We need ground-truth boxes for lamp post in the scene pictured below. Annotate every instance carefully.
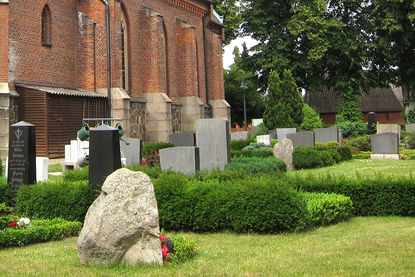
[240,79,248,131]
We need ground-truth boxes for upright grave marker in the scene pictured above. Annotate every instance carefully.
[8,121,36,193]
[89,125,121,190]
[196,118,230,171]
[286,131,315,147]
[371,132,399,160]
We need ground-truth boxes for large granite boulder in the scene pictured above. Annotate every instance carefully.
[273,138,294,171]
[78,168,162,266]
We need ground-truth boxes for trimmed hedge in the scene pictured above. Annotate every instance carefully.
[154,172,309,233]
[0,177,13,206]
[169,236,197,264]
[0,218,82,248]
[63,166,89,182]
[16,181,97,222]
[230,149,274,158]
[225,156,287,174]
[302,192,353,227]
[288,175,415,216]
[230,139,252,151]
[292,145,352,169]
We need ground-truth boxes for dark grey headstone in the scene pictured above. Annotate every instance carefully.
[314,126,340,144]
[368,112,377,134]
[168,132,195,147]
[406,124,415,132]
[277,128,297,140]
[196,118,230,171]
[231,131,249,141]
[371,133,399,154]
[120,138,142,166]
[269,130,278,140]
[160,146,200,175]
[8,121,36,193]
[89,125,121,190]
[286,131,315,147]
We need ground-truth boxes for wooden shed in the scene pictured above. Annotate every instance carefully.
[16,83,107,158]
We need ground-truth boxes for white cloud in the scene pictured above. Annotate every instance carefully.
[222,36,258,69]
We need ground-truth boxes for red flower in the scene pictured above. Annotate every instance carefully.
[160,233,166,242]
[7,222,18,227]
[162,244,169,259]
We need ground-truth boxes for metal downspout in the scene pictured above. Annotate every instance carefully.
[202,10,210,116]
[101,0,112,118]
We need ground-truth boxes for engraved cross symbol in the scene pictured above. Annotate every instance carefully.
[15,128,23,140]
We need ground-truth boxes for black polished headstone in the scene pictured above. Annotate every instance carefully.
[89,124,121,190]
[8,121,36,193]
[368,112,377,135]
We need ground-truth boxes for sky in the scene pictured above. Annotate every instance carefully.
[222,35,258,70]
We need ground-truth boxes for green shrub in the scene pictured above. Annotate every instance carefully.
[336,120,367,138]
[0,218,82,248]
[407,108,415,123]
[352,152,371,159]
[169,236,197,264]
[142,142,173,155]
[300,103,323,131]
[242,142,271,151]
[289,175,415,216]
[0,177,13,206]
[318,150,335,166]
[0,203,19,230]
[337,146,352,161]
[302,192,353,227]
[404,132,415,149]
[154,172,309,233]
[63,166,89,182]
[225,156,287,174]
[230,139,252,151]
[142,142,173,167]
[292,147,323,169]
[344,135,371,151]
[16,181,97,222]
[231,149,274,158]
[126,165,162,179]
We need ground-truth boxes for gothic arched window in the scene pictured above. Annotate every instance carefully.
[41,5,52,46]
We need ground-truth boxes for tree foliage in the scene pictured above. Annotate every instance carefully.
[263,70,303,129]
[300,104,323,131]
[224,46,264,126]
[212,0,243,45]
[368,0,415,119]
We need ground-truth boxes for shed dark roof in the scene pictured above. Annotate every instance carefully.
[15,83,107,98]
[304,87,403,114]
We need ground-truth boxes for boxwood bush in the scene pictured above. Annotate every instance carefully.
[0,218,82,248]
[225,156,287,174]
[293,145,352,169]
[292,147,323,169]
[302,192,353,227]
[0,177,13,206]
[16,181,97,222]
[154,172,309,233]
[289,175,415,216]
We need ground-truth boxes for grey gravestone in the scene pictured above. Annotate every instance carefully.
[231,131,249,141]
[406,124,415,132]
[89,125,121,190]
[8,121,36,193]
[269,130,278,140]
[368,112,377,134]
[286,131,315,147]
[314,126,340,144]
[168,132,195,147]
[160,146,200,175]
[120,138,142,166]
[250,125,258,135]
[196,118,230,171]
[277,128,297,140]
[377,124,401,141]
[371,133,399,154]
[256,135,271,145]
[273,138,293,171]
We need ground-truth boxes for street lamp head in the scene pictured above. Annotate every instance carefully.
[240,79,248,90]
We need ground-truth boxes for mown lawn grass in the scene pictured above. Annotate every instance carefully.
[288,159,415,179]
[1,217,415,276]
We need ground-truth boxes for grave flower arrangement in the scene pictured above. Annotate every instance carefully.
[7,218,31,229]
[160,232,173,261]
